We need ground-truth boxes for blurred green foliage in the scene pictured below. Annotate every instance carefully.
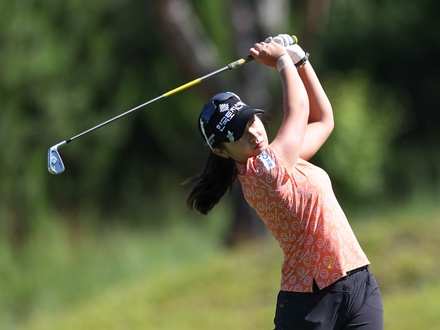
[1,0,439,240]
[1,0,202,238]
[318,70,405,202]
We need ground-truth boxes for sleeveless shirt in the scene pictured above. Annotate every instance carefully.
[236,146,369,292]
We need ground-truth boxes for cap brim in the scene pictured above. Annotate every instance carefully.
[223,107,264,142]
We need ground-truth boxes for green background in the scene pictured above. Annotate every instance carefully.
[1,0,439,329]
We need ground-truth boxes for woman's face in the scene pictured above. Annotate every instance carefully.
[214,115,268,163]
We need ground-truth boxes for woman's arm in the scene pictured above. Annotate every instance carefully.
[297,61,334,160]
[272,36,334,161]
[250,41,309,172]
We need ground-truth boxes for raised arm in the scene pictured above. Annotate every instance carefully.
[269,35,334,160]
[297,61,334,160]
[250,40,309,172]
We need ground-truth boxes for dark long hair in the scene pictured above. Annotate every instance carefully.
[185,151,237,215]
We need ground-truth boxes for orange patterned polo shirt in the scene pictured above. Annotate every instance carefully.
[236,146,369,292]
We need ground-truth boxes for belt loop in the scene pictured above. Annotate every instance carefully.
[346,265,369,276]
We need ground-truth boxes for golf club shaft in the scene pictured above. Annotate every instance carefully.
[48,33,299,174]
[62,55,254,145]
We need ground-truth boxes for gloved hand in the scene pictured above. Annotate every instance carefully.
[265,34,295,47]
[266,33,307,65]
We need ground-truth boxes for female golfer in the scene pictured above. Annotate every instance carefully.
[186,35,383,329]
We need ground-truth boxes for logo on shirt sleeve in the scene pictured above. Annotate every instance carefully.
[257,150,276,170]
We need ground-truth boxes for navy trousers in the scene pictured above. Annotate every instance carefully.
[273,267,383,330]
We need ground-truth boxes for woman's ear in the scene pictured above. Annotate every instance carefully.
[212,148,229,159]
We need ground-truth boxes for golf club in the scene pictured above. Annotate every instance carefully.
[48,35,298,174]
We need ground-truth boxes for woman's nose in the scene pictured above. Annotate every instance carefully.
[248,128,258,142]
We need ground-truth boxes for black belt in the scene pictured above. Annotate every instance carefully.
[346,265,369,276]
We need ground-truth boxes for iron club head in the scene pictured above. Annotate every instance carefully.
[48,141,67,174]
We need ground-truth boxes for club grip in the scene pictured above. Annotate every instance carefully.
[228,55,254,70]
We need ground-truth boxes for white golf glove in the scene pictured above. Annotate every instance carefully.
[266,33,307,66]
[265,34,295,47]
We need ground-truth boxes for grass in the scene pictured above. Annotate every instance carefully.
[22,241,281,330]
[2,201,440,330]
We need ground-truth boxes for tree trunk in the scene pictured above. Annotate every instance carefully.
[154,0,333,246]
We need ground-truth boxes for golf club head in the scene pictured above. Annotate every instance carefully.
[48,142,66,174]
